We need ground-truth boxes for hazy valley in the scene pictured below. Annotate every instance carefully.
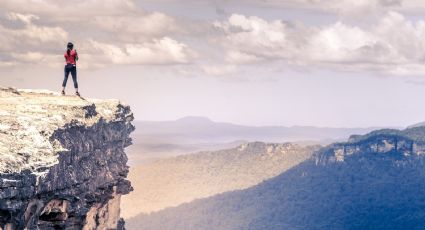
[122,142,319,218]
[127,126,425,230]
[121,117,390,228]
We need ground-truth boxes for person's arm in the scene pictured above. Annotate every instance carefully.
[75,50,79,61]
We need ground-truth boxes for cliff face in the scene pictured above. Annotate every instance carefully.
[316,127,425,165]
[0,87,134,230]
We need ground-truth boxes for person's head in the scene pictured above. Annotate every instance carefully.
[67,42,73,55]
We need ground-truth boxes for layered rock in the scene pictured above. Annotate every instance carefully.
[316,127,425,164]
[0,87,134,229]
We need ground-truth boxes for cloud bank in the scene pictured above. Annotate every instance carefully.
[0,0,193,69]
[1,0,425,76]
[214,11,425,76]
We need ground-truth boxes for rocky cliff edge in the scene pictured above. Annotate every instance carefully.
[0,87,134,230]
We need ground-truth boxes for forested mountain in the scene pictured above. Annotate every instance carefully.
[122,142,318,218]
[127,127,425,230]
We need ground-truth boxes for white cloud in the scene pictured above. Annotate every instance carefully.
[2,0,425,76]
[10,52,63,68]
[277,0,402,15]
[90,37,194,65]
[214,14,297,60]
[214,12,425,76]
[0,13,68,51]
[0,0,136,17]
[88,12,180,42]
[301,12,420,67]
[10,52,44,63]
[6,12,39,23]
[0,0,179,41]
[373,11,425,61]
[306,22,382,63]
[137,0,404,15]
[0,1,194,69]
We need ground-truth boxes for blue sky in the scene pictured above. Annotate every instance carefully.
[1,0,425,127]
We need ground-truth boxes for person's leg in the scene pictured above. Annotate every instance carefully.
[71,66,79,94]
[62,65,70,93]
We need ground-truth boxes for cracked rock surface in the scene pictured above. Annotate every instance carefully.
[0,87,134,230]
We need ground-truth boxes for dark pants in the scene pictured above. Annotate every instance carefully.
[63,64,78,88]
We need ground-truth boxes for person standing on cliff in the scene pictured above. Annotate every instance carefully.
[62,42,80,96]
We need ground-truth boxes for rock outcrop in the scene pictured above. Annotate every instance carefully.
[0,87,134,229]
[316,127,425,165]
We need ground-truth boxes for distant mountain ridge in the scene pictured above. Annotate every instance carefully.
[134,116,381,143]
[127,126,425,230]
[127,116,382,164]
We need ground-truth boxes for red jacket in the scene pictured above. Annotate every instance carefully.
[64,49,78,65]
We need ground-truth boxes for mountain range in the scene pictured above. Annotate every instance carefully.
[134,116,382,143]
[126,126,425,230]
[127,116,382,164]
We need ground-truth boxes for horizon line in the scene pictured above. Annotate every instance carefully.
[133,116,406,130]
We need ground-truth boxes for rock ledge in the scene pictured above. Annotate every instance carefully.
[0,87,134,230]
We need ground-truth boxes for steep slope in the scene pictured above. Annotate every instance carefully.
[127,127,425,230]
[0,87,134,229]
[121,142,319,218]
